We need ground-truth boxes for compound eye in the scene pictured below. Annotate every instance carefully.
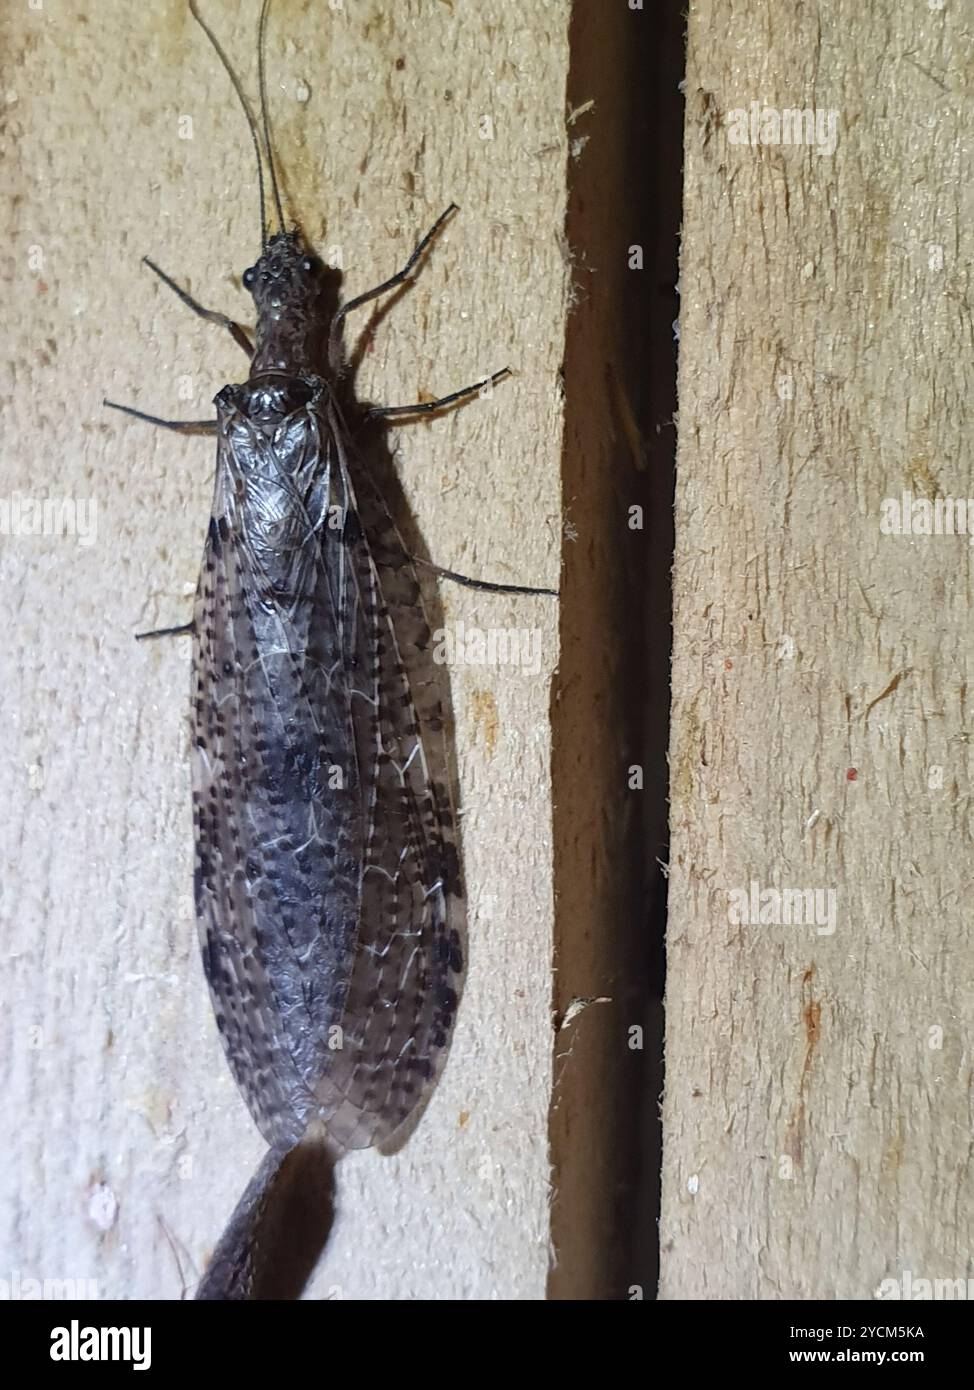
[242,265,256,289]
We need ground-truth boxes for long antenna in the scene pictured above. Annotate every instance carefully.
[188,0,269,247]
[258,0,287,233]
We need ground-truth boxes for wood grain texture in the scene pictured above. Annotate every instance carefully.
[1,0,567,1299]
[662,0,974,1299]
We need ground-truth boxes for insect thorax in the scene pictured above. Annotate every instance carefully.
[244,231,329,375]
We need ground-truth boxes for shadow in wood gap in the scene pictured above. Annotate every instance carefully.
[547,0,682,1300]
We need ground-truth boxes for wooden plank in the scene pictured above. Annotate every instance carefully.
[662,0,974,1298]
[1,0,567,1299]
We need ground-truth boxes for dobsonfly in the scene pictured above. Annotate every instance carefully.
[105,0,555,1299]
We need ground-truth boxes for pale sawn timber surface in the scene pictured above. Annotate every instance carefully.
[1,0,567,1299]
[662,0,974,1298]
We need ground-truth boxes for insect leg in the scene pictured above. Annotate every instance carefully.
[413,558,558,598]
[378,548,557,596]
[328,204,459,373]
[103,400,218,433]
[367,369,511,421]
[135,621,195,641]
[143,257,254,356]
[368,367,552,591]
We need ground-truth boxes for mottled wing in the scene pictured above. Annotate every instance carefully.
[192,381,464,1155]
[317,419,465,1149]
